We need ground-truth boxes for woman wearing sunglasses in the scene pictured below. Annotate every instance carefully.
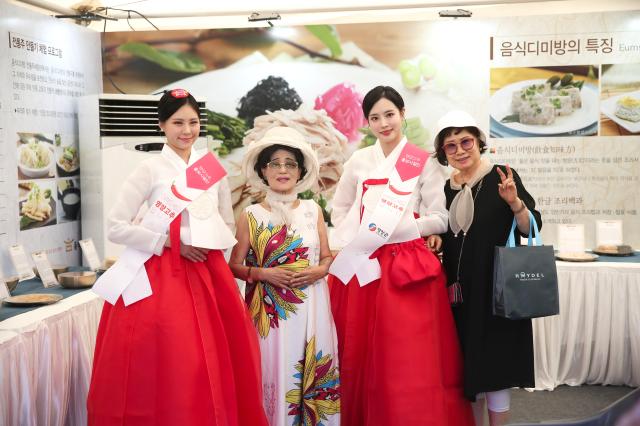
[87,90,267,426]
[229,126,340,426]
[428,110,542,426]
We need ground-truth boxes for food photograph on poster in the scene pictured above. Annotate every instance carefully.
[600,62,640,135]
[18,180,57,231]
[55,135,80,177]
[16,132,56,180]
[56,178,80,222]
[489,65,599,137]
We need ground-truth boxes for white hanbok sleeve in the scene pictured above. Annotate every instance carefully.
[217,176,236,235]
[107,161,168,255]
[330,156,359,228]
[415,158,449,236]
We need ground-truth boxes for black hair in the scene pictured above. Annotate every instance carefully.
[255,144,307,184]
[362,86,405,118]
[158,90,200,122]
[434,126,487,166]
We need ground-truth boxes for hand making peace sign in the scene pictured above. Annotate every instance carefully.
[496,164,518,205]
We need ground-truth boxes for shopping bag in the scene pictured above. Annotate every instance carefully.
[493,210,559,320]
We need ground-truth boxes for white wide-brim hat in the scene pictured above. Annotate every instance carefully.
[433,110,487,148]
[241,126,320,193]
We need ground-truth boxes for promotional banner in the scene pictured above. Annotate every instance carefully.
[0,0,102,277]
[100,10,639,248]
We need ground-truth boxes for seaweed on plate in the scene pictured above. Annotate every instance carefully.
[237,76,303,127]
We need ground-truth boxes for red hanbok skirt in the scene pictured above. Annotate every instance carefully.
[329,238,474,426]
[87,217,268,426]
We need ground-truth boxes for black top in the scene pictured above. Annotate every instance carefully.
[442,165,542,400]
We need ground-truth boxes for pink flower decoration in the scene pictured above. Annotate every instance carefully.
[314,83,367,143]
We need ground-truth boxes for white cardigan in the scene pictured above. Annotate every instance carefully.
[330,138,448,249]
[107,144,236,255]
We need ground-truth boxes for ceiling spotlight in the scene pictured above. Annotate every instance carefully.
[438,9,472,18]
[55,11,118,26]
[248,12,281,22]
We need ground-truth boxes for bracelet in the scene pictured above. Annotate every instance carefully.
[512,199,527,214]
[247,266,253,283]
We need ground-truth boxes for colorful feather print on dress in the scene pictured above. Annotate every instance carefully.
[286,336,341,426]
[246,211,310,338]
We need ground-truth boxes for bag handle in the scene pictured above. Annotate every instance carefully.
[507,209,541,247]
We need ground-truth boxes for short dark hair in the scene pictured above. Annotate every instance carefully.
[435,126,487,166]
[362,86,405,118]
[255,144,307,184]
[158,90,200,122]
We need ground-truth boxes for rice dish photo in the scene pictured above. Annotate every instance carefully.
[490,67,599,137]
[505,75,584,125]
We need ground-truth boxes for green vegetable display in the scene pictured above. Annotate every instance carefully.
[546,73,584,90]
[204,109,248,156]
[63,146,77,161]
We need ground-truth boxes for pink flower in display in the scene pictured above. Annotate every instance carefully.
[314,83,367,143]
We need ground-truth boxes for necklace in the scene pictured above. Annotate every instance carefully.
[449,178,483,306]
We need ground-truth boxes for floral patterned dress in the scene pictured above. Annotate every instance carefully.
[244,200,340,426]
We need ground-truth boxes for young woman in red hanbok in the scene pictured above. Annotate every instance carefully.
[328,86,474,426]
[87,90,268,426]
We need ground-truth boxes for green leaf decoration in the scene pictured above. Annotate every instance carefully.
[404,117,429,148]
[500,113,520,123]
[358,127,377,148]
[305,25,343,58]
[204,109,248,157]
[118,42,206,73]
[298,190,315,200]
[20,215,37,229]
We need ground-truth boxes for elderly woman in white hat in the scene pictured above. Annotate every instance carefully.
[429,110,542,426]
[229,126,340,426]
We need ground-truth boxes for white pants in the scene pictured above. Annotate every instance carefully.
[477,389,511,413]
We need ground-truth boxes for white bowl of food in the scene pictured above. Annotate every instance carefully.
[18,142,53,178]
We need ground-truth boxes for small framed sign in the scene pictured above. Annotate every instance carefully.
[557,224,585,253]
[79,238,102,271]
[9,245,36,281]
[595,220,623,247]
[32,251,59,288]
[0,279,10,300]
